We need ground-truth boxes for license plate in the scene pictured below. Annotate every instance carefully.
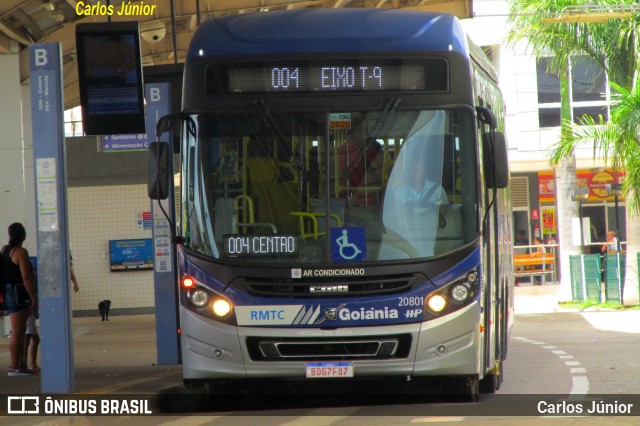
[306,362,354,378]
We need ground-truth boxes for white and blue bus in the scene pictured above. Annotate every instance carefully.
[149,8,513,399]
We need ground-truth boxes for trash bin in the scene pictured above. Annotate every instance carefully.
[569,254,601,301]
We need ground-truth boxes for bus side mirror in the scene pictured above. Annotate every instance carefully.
[148,141,170,200]
[148,113,185,200]
[483,132,509,189]
[476,106,497,129]
[156,113,180,137]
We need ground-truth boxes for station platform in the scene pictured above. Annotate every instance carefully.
[0,286,561,397]
[0,314,183,396]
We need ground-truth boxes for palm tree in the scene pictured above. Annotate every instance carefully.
[547,9,640,305]
[506,0,584,302]
[550,83,640,305]
[508,0,640,305]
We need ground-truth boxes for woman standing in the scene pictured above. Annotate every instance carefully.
[1,223,37,376]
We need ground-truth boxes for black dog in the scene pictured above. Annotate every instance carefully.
[98,300,111,321]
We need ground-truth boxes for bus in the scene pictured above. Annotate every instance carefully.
[148,8,513,399]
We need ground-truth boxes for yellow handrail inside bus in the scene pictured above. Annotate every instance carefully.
[233,195,278,234]
[290,212,342,239]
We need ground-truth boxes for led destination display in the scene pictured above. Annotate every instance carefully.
[207,58,449,94]
[223,234,299,257]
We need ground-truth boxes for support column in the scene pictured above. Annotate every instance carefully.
[555,157,582,302]
[30,43,74,393]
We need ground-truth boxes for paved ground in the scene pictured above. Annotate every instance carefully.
[514,281,562,314]
[0,314,182,396]
[0,282,563,397]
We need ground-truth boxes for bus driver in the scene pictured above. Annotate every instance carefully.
[391,156,448,206]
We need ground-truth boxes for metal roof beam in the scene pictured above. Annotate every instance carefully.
[333,0,353,8]
[0,1,34,20]
[0,21,31,46]
[403,0,472,20]
[10,8,41,41]
[0,32,13,53]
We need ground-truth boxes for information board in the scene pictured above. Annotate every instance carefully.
[109,238,153,271]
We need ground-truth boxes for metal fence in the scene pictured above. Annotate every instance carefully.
[568,253,624,303]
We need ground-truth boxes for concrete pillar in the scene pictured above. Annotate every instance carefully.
[555,157,582,302]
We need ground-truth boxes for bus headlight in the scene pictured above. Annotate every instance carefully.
[450,283,471,304]
[189,288,209,308]
[180,275,236,324]
[212,298,233,318]
[422,270,479,320]
[427,294,447,313]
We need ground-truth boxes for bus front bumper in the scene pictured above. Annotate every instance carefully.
[180,302,481,381]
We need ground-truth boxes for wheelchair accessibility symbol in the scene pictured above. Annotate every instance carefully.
[331,227,366,262]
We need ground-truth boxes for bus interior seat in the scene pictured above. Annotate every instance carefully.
[246,157,299,233]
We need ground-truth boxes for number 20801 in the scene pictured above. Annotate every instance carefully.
[398,296,424,307]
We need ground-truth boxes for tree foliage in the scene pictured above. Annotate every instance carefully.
[508,0,640,212]
[549,83,640,212]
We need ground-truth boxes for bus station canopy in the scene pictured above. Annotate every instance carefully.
[0,0,472,110]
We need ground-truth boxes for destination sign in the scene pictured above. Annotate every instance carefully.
[206,58,449,94]
[223,234,299,257]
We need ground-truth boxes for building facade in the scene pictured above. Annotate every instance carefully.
[462,1,626,260]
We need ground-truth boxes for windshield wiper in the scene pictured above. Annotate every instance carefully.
[253,99,291,145]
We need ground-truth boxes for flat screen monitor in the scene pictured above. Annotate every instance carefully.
[109,239,153,272]
[76,22,145,135]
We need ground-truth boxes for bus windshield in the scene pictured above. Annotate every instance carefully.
[183,108,478,263]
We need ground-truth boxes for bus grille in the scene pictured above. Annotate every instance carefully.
[241,274,416,298]
[246,334,412,361]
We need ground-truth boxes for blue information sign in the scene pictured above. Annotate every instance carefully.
[102,83,171,151]
[109,239,154,271]
[103,133,148,151]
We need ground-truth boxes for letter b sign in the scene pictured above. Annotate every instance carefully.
[35,49,48,66]
[150,87,161,102]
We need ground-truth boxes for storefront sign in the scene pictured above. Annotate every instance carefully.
[542,209,556,234]
[538,169,626,203]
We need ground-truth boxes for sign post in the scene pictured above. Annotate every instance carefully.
[148,83,180,364]
[30,43,74,392]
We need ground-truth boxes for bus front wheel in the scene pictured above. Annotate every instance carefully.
[480,361,503,393]
[446,376,479,402]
